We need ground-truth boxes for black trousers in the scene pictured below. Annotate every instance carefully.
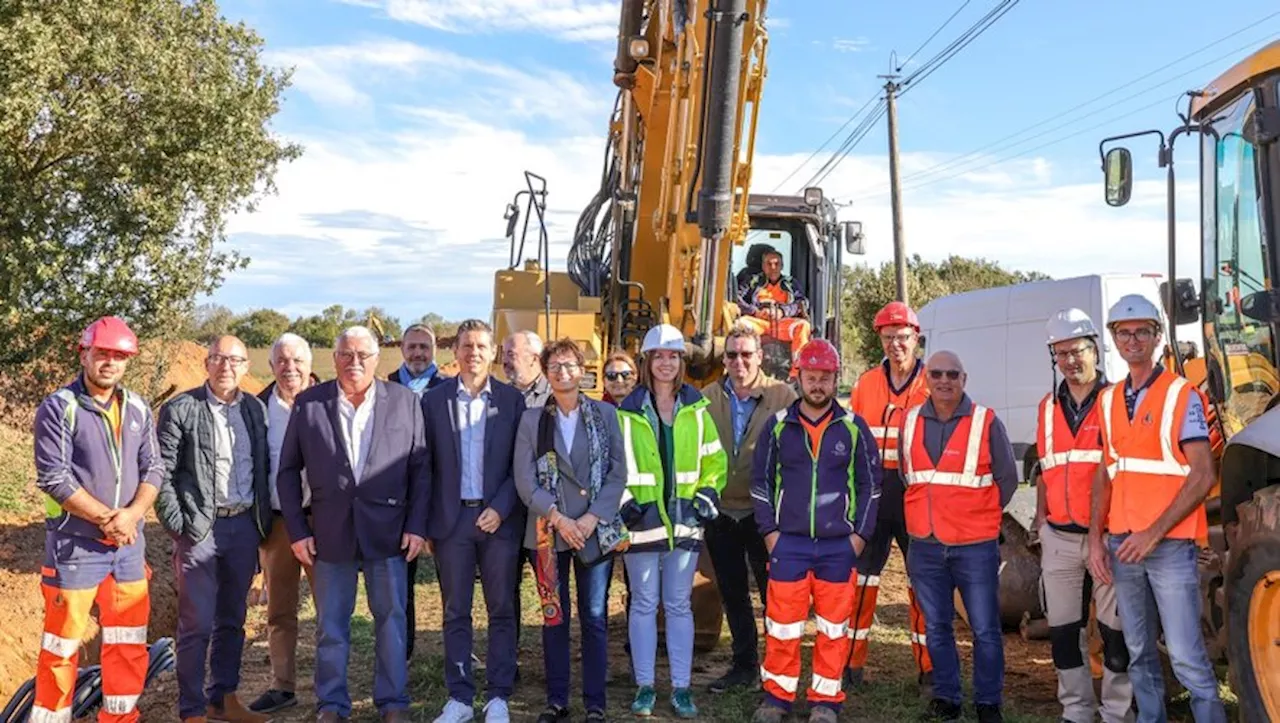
[704,511,770,669]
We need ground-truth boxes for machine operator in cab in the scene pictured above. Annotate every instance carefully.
[734,246,812,370]
[843,301,933,692]
[1035,309,1133,723]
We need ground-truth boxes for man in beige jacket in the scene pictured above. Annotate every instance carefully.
[701,326,798,693]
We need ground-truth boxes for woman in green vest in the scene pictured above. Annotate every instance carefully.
[616,324,728,718]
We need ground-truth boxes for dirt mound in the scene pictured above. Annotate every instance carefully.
[142,340,265,406]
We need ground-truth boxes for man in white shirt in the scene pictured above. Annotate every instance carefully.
[249,333,318,714]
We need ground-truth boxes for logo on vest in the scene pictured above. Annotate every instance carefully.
[834,441,847,455]
[129,420,140,433]
[1141,411,1154,426]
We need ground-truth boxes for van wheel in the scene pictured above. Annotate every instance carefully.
[1225,485,1280,722]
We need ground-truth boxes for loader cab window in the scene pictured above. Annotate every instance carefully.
[1201,88,1277,433]
[731,229,796,292]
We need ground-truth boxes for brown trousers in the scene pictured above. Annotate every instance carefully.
[259,514,314,692]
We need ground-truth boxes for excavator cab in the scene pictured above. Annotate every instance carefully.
[1099,39,1280,720]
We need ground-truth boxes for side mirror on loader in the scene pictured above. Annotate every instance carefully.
[842,221,865,256]
[1160,278,1200,325]
[1103,147,1133,207]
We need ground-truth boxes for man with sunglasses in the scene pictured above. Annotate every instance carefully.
[700,326,797,693]
[900,351,1018,723]
[1087,295,1225,723]
[844,301,933,692]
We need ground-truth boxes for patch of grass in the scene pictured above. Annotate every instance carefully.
[0,426,38,516]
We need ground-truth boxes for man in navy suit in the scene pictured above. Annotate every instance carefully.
[423,319,526,723]
[277,325,429,723]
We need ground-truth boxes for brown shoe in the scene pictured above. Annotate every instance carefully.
[208,693,272,723]
[381,710,412,722]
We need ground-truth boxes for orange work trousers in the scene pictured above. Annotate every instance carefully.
[737,316,812,360]
[35,532,150,723]
[760,535,856,714]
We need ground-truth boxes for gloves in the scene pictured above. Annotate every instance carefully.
[619,499,645,527]
[691,487,720,523]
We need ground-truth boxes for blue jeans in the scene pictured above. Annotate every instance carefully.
[1107,536,1226,723]
[173,513,259,718]
[624,548,698,688]
[907,539,1003,706]
[543,551,613,710]
[312,555,410,717]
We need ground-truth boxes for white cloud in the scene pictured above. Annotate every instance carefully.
[342,0,620,42]
[832,37,872,53]
[266,38,609,125]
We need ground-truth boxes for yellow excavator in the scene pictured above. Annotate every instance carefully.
[489,0,865,651]
[1101,39,1280,721]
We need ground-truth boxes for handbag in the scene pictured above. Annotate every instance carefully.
[575,517,630,567]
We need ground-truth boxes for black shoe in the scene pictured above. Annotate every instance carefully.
[976,704,1003,723]
[248,689,297,713]
[585,708,607,722]
[708,665,758,693]
[919,698,961,722]
[536,704,569,723]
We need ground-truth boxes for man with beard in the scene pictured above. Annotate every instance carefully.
[750,339,880,723]
[901,351,1018,723]
[1035,309,1133,723]
[386,322,447,664]
[845,301,932,691]
[32,316,161,723]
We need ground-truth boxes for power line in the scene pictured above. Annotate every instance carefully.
[885,15,1280,188]
[896,0,973,73]
[898,0,1022,95]
[802,102,889,190]
[769,92,879,192]
[847,29,1278,200]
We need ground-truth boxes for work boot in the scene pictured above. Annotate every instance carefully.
[919,699,961,722]
[208,693,271,723]
[975,704,1003,723]
[917,671,934,699]
[248,689,297,714]
[708,664,759,693]
[750,703,786,723]
[808,707,838,723]
[843,667,865,689]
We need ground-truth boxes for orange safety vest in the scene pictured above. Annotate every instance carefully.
[754,281,793,306]
[849,363,929,469]
[1036,391,1103,528]
[1099,370,1207,540]
[901,404,1002,545]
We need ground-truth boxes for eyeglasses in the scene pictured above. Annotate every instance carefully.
[335,350,378,363]
[928,369,962,380]
[724,350,758,360]
[208,354,247,367]
[547,362,581,375]
[880,333,915,345]
[1053,346,1092,361]
[604,370,633,381]
[1113,328,1155,343]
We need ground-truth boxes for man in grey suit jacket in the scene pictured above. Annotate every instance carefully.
[513,338,626,722]
[422,319,526,723]
[277,326,429,723]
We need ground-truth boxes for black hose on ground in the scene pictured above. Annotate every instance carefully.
[0,637,177,722]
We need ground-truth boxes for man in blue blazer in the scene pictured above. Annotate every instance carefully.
[277,325,429,723]
[423,319,526,723]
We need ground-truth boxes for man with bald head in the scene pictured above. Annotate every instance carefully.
[157,335,273,723]
[898,350,1018,723]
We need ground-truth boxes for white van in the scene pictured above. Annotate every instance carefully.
[916,273,1175,482]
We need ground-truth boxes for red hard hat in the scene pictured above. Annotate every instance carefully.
[80,316,139,356]
[873,301,919,331]
[795,339,840,372]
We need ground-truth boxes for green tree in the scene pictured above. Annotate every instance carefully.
[231,308,290,348]
[0,0,300,375]
[191,303,237,343]
[361,306,402,341]
[841,254,1050,371]
[289,315,338,348]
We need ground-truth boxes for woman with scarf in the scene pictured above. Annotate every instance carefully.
[514,338,628,723]
[616,324,728,719]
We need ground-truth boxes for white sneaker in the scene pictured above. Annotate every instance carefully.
[483,698,510,723]
[433,699,474,723]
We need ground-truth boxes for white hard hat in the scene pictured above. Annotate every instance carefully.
[1107,294,1163,328]
[641,324,686,354]
[1045,308,1100,346]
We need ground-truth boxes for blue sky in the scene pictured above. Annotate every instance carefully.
[210,0,1280,325]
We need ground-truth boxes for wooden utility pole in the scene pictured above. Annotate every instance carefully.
[882,75,908,305]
